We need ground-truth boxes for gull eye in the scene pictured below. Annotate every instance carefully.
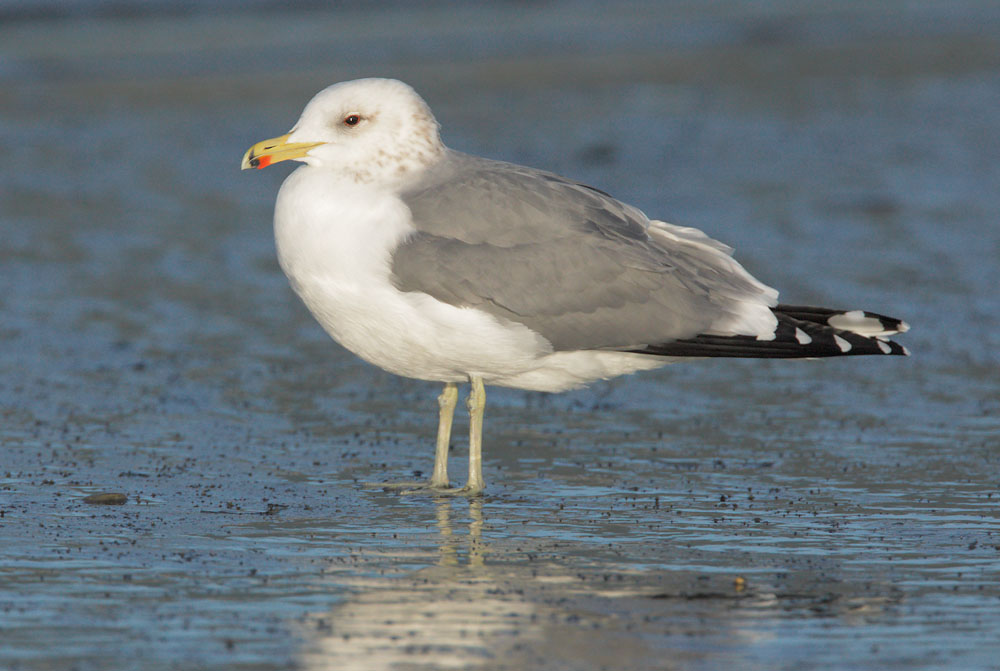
[343,114,361,127]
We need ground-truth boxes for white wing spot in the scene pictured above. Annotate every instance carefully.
[833,335,852,353]
[829,310,898,336]
[794,328,812,345]
[877,341,892,354]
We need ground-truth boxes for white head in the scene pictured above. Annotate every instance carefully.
[242,78,445,182]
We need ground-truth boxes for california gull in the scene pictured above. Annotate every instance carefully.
[242,78,908,496]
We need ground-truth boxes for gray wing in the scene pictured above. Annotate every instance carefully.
[392,151,775,351]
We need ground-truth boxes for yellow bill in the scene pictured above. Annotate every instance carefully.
[241,133,324,170]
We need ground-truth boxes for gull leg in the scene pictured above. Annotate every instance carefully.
[420,378,486,496]
[463,375,486,495]
[430,382,458,488]
[365,380,484,497]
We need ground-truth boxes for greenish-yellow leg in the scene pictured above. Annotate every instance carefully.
[364,379,484,497]
[463,375,486,495]
[430,382,458,488]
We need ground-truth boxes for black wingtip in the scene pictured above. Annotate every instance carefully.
[627,305,909,359]
[775,304,909,337]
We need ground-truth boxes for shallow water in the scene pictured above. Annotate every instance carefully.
[2,2,999,670]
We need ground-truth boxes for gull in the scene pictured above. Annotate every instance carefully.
[242,78,908,496]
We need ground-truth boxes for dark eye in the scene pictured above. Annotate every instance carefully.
[343,114,361,126]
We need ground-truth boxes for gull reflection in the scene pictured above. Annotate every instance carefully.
[436,497,485,568]
[296,498,536,670]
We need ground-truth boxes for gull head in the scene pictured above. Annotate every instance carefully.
[242,78,445,182]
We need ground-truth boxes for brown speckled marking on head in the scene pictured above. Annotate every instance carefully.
[347,103,444,184]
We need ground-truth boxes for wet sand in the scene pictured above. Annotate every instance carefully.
[1,3,999,669]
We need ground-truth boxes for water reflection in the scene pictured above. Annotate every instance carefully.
[291,492,926,670]
[297,498,535,670]
[436,497,485,569]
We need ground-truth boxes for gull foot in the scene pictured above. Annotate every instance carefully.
[422,484,484,498]
[362,481,483,497]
